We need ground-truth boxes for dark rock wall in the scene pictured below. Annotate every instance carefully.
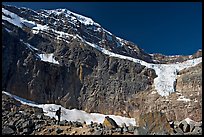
[2,25,156,116]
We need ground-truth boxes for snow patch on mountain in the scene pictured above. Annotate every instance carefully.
[2,8,36,28]
[44,8,100,26]
[2,91,136,126]
[38,53,59,65]
[2,8,24,28]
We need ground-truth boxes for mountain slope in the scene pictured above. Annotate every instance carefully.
[2,4,202,122]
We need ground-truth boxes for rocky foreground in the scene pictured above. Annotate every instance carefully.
[2,93,202,135]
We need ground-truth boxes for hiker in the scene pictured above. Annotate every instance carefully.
[56,107,61,124]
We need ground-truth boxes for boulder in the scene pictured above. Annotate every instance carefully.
[191,126,202,135]
[173,121,180,128]
[188,121,195,132]
[115,127,122,133]
[56,127,63,134]
[133,127,148,135]
[43,115,50,120]
[47,128,54,133]
[2,126,15,135]
[92,129,103,135]
[194,121,202,127]
[33,107,43,114]
[22,120,34,129]
[127,124,135,132]
[138,111,173,135]
[72,121,83,127]
[36,120,45,125]
[59,120,67,126]
[37,114,43,119]
[22,128,33,135]
[8,124,17,132]
[173,127,184,135]
[133,128,139,135]
[103,116,119,129]
[35,124,42,130]
[179,120,190,132]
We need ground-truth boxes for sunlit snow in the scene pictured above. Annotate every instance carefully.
[44,8,100,26]
[2,91,136,126]
[38,53,59,65]
[2,8,36,28]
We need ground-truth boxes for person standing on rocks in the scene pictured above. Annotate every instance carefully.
[56,107,61,124]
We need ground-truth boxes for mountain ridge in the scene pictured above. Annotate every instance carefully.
[2,4,202,127]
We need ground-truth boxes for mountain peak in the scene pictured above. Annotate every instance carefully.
[42,8,100,27]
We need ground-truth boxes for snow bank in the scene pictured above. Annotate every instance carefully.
[2,91,136,126]
[37,53,59,65]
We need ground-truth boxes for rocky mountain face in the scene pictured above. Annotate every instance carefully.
[2,3,202,128]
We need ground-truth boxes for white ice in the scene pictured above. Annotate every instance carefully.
[37,53,59,65]
[2,8,36,29]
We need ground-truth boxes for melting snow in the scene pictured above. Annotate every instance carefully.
[2,91,136,126]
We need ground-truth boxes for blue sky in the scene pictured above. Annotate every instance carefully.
[3,2,202,55]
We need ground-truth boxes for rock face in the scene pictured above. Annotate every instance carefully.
[176,62,202,93]
[151,49,202,64]
[2,4,202,125]
[2,4,157,116]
